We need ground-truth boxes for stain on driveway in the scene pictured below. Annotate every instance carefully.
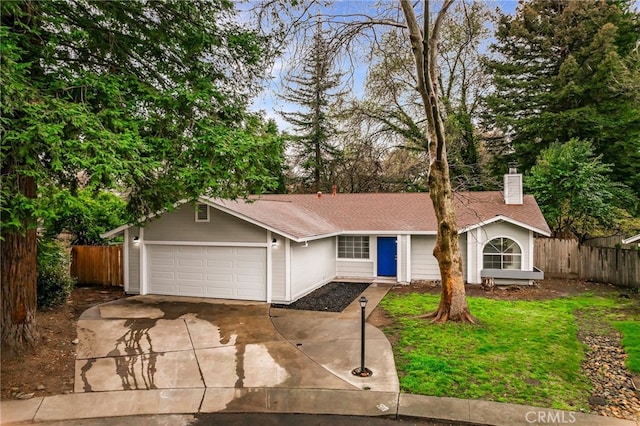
[75,296,356,393]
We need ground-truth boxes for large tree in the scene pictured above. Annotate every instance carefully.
[399,0,475,323]
[254,0,476,323]
[1,0,283,355]
[484,0,640,197]
[279,19,347,193]
[525,139,633,242]
[344,1,494,192]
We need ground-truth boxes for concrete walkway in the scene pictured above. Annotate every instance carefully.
[1,283,637,426]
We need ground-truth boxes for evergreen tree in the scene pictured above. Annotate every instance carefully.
[1,0,282,355]
[484,0,640,198]
[279,19,346,192]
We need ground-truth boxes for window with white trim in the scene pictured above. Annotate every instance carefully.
[195,203,209,222]
[338,236,369,259]
[483,237,522,270]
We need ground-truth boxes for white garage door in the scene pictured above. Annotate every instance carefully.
[147,245,266,300]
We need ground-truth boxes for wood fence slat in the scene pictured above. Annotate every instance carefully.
[70,245,123,287]
[535,238,639,289]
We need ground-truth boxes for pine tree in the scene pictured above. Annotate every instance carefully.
[279,19,347,192]
[484,0,640,197]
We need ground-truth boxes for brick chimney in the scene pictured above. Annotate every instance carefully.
[504,162,523,205]
[332,185,337,197]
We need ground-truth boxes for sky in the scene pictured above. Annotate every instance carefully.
[248,0,639,131]
[249,0,521,131]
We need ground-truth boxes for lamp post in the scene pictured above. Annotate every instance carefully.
[352,296,372,377]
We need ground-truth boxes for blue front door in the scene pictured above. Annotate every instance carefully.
[377,237,397,276]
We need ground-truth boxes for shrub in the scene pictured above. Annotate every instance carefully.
[37,238,76,308]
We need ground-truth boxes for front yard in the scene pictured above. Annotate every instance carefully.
[377,280,639,421]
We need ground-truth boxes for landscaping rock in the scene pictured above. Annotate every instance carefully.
[272,282,370,312]
[16,392,34,400]
[580,326,640,422]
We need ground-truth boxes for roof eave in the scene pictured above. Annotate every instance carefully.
[458,215,552,237]
[99,199,189,239]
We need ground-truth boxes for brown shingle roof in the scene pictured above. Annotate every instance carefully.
[206,192,551,240]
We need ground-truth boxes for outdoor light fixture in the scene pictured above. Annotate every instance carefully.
[133,236,140,243]
[352,296,372,378]
[271,238,277,247]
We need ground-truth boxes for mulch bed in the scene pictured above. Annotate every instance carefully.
[272,282,370,312]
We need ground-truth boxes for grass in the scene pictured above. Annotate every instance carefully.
[379,292,637,411]
[613,321,640,373]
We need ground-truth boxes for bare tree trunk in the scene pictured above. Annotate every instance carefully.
[1,175,39,357]
[400,0,474,323]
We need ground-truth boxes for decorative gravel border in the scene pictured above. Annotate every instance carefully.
[577,309,640,422]
[271,282,370,312]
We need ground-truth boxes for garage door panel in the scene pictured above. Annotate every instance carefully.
[176,272,203,281]
[237,260,263,268]
[206,246,233,255]
[236,288,264,298]
[176,246,203,254]
[151,257,176,267]
[207,259,233,269]
[177,259,203,267]
[236,274,262,283]
[205,288,233,298]
[152,271,175,279]
[151,284,176,293]
[148,245,266,301]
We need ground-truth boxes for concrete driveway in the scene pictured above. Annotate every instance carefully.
[75,283,399,398]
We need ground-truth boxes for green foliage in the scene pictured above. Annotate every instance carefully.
[380,292,618,410]
[524,139,634,240]
[37,238,75,308]
[484,0,640,199]
[43,190,127,246]
[613,321,640,373]
[1,0,283,238]
[279,20,347,192]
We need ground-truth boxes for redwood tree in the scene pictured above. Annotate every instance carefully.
[1,0,283,356]
[399,0,474,323]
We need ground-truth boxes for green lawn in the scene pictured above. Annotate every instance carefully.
[379,292,637,411]
[613,321,640,373]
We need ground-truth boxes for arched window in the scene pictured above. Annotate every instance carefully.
[483,237,522,270]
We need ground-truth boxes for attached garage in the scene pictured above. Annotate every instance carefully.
[147,244,267,301]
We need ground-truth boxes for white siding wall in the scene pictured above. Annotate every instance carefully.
[467,221,531,284]
[336,260,374,278]
[271,233,286,302]
[410,234,468,282]
[128,226,141,294]
[144,204,265,243]
[411,236,440,280]
[459,233,467,281]
[291,238,336,300]
[397,235,407,282]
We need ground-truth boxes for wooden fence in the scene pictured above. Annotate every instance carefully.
[535,238,639,288]
[70,245,123,286]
